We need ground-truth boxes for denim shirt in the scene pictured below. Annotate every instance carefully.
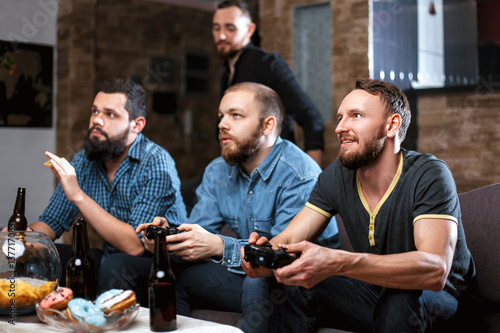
[186,138,339,273]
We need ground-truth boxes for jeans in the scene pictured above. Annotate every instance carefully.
[271,276,458,333]
[172,257,282,333]
[97,252,153,307]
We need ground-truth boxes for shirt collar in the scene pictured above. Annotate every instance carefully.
[223,42,254,70]
[255,137,284,181]
[127,133,144,162]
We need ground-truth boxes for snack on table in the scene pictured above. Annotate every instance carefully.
[66,298,106,328]
[40,287,73,315]
[95,289,137,314]
[0,278,57,308]
[43,160,52,167]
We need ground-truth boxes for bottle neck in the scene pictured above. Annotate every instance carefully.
[13,188,26,215]
[83,223,91,251]
[153,234,170,271]
[71,224,90,257]
[9,188,27,231]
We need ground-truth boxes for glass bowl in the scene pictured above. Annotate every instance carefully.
[0,231,61,315]
[36,302,140,332]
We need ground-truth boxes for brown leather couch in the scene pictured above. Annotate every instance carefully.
[186,182,500,332]
[452,182,500,332]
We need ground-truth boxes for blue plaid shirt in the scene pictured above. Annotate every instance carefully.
[39,133,187,258]
[187,137,339,273]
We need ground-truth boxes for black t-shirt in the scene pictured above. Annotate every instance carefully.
[307,149,475,296]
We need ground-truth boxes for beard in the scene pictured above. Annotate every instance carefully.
[84,125,130,162]
[220,121,263,166]
[338,127,386,170]
[216,43,241,59]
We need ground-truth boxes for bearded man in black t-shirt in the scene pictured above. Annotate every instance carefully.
[241,78,475,333]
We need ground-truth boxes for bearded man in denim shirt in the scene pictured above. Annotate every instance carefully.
[138,82,339,332]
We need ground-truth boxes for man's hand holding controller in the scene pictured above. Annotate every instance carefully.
[240,231,298,278]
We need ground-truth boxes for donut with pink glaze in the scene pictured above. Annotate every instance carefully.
[40,287,74,315]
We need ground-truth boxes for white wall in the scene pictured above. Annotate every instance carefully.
[0,0,58,228]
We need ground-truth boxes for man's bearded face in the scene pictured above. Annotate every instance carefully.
[84,125,130,162]
[338,125,386,170]
[220,120,263,166]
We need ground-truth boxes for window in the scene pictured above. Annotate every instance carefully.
[293,3,332,120]
[369,0,478,91]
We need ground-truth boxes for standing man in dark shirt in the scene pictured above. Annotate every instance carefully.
[212,0,325,165]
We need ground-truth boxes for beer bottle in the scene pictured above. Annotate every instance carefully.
[8,187,27,232]
[66,218,96,300]
[149,228,176,331]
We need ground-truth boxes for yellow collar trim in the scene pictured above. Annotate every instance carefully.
[357,152,403,246]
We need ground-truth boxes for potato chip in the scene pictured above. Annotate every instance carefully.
[43,160,52,167]
[0,279,57,308]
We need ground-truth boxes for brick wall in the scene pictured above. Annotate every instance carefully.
[259,0,500,193]
[57,0,226,182]
[56,0,500,194]
[418,89,500,192]
[56,0,96,161]
[260,0,369,169]
[56,0,227,246]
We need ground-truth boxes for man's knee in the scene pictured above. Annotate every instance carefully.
[98,253,138,291]
[241,277,290,332]
[375,290,425,332]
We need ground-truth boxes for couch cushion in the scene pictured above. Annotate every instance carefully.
[459,183,500,304]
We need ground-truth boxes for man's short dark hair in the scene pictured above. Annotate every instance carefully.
[217,0,252,21]
[225,82,284,135]
[99,78,147,120]
[354,78,411,142]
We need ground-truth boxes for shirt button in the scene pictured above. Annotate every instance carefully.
[249,191,253,195]
[368,235,373,240]
[369,225,374,230]
[110,207,115,211]
[227,259,231,264]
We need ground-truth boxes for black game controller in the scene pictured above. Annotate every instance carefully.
[145,225,180,239]
[243,243,295,269]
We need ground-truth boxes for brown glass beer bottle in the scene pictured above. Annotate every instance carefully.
[149,228,176,331]
[8,187,28,232]
[66,218,96,300]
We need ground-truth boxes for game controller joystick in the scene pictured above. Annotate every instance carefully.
[145,225,180,240]
[243,243,295,269]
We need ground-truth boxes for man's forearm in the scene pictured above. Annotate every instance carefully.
[271,206,328,247]
[71,192,144,256]
[30,221,57,240]
[334,250,450,291]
